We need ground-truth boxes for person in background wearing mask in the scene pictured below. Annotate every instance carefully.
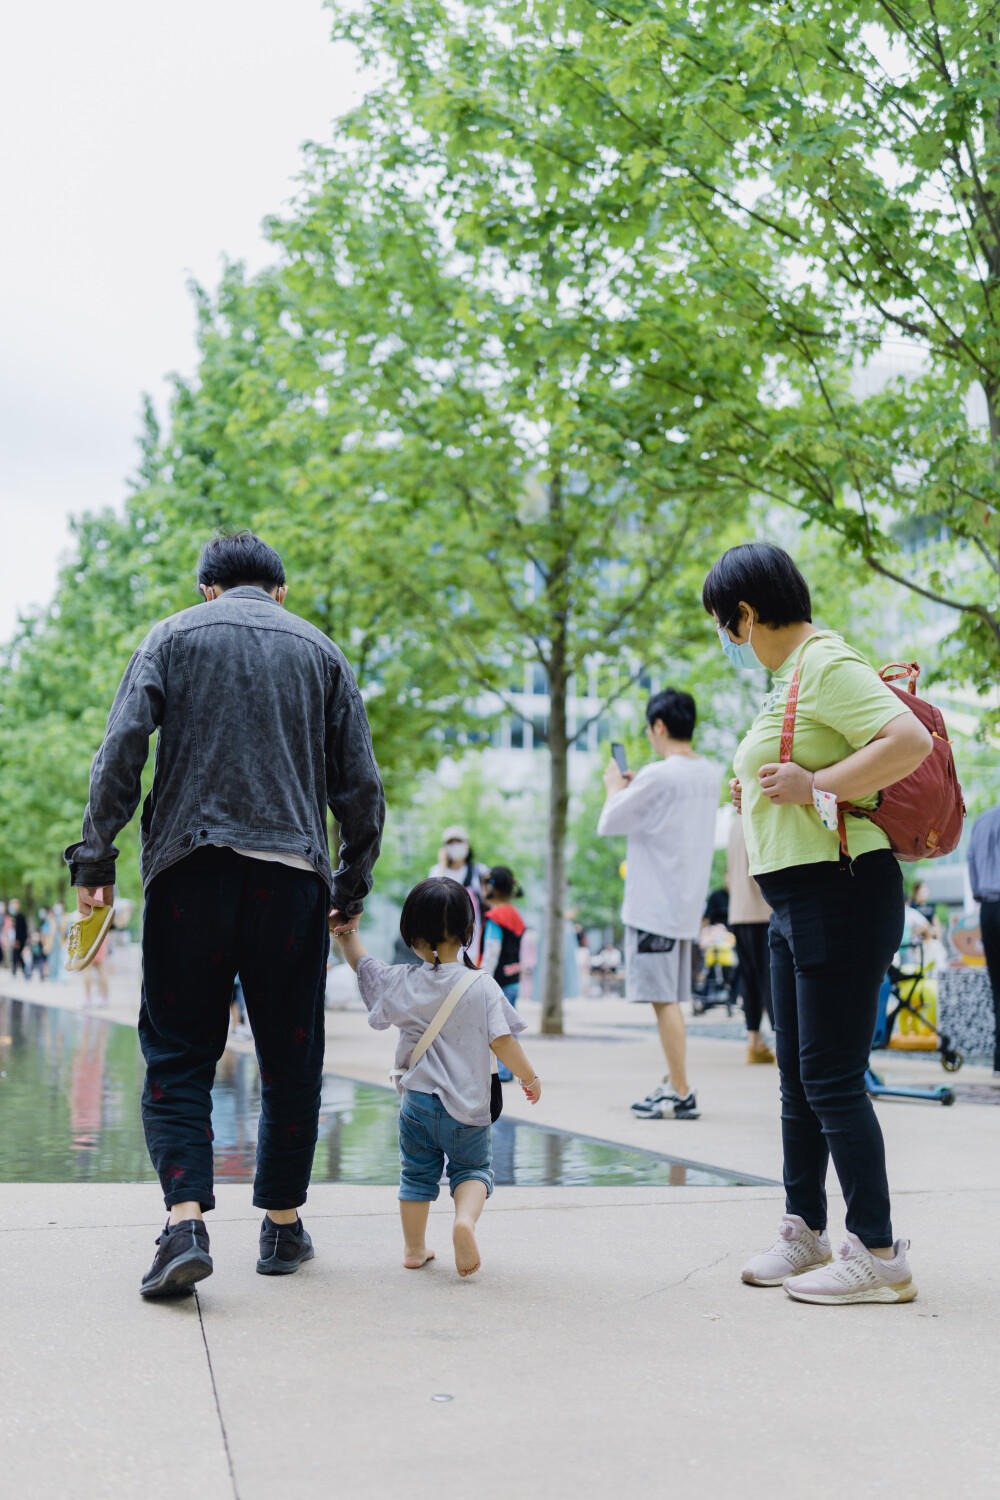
[704,541,932,1306]
[726,816,776,1064]
[428,826,487,961]
[482,866,526,1081]
[38,907,55,981]
[909,880,941,940]
[49,901,68,983]
[9,899,27,976]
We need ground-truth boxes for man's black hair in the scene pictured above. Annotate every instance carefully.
[701,542,812,630]
[399,878,477,969]
[646,687,697,741]
[197,530,286,592]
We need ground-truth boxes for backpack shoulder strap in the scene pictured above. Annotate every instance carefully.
[407,968,481,1070]
[879,661,920,695]
[779,634,827,765]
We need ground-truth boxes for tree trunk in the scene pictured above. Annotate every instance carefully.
[541,638,569,1035]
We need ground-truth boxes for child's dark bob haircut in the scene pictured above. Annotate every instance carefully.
[400,878,477,969]
[486,865,523,900]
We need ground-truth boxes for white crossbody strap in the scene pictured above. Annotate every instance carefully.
[407,968,481,1071]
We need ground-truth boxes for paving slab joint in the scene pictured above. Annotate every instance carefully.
[195,1289,242,1500]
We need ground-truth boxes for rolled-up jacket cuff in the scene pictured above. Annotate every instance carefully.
[68,859,117,890]
[331,891,365,918]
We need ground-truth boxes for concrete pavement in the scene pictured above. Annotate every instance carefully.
[2,958,1000,1497]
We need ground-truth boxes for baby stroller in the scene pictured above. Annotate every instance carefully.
[866,944,961,1107]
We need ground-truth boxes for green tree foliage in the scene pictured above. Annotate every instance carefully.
[0,312,483,905]
[513,0,1000,705]
[233,0,800,1031]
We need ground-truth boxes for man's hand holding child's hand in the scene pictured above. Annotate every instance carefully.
[329,908,359,937]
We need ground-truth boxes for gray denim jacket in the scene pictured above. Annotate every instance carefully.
[65,586,385,914]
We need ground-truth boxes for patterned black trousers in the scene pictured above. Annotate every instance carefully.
[139,846,329,1212]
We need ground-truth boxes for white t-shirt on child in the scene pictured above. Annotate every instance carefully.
[357,957,526,1127]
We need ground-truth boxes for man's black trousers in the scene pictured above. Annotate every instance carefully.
[139,846,329,1213]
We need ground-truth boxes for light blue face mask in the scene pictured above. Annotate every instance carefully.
[717,618,763,671]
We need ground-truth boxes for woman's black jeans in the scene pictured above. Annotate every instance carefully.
[756,850,903,1249]
[139,846,329,1213]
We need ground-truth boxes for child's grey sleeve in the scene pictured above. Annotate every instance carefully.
[356,956,397,1029]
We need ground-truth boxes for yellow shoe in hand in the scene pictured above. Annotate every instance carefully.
[65,904,115,971]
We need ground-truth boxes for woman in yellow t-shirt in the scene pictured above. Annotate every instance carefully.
[702,543,932,1307]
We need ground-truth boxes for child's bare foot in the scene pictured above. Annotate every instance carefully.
[403,1247,435,1269]
[453,1220,481,1277]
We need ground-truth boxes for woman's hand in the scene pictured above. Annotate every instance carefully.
[757,762,814,805]
[729,778,742,813]
[520,1075,541,1104]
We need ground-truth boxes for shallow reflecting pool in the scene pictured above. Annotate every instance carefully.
[0,998,773,1188]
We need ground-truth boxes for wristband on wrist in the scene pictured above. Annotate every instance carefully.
[811,775,839,833]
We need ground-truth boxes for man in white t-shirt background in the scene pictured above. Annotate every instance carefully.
[597,688,722,1120]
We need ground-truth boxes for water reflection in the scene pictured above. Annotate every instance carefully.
[0,998,765,1188]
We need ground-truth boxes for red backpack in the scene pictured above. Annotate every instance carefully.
[781,653,965,862]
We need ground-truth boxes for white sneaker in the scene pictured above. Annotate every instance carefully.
[741,1214,832,1287]
[784,1232,917,1304]
[632,1078,676,1111]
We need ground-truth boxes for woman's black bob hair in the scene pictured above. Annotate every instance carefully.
[702,542,812,631]
[486,865,523,900]
[400,878,477,969]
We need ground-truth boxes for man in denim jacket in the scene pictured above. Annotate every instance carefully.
[66,532,385,1296]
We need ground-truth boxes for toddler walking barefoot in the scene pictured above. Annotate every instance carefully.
[333,878,541,1277]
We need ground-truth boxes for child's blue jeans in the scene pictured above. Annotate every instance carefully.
[398,1090,494,1201]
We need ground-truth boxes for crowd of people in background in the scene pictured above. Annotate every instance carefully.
[0,897,117,999]
[0,899,70,983]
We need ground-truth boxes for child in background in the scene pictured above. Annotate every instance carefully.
[482,865,526,1082]
[333,877,541,1278]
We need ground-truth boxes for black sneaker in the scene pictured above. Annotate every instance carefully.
[256,1215,315,1276]
[140,1219,213,1298]
[634,1091,700,1120]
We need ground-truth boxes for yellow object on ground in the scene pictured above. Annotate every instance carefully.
[888,971,938,1050]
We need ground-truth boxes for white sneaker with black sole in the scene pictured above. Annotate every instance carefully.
[631,1079,676,1112]
[632,1088,699,1120]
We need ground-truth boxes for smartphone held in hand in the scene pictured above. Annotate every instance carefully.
[611,742,628,775]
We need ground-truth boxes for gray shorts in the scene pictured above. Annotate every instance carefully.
[624,926,692,1006]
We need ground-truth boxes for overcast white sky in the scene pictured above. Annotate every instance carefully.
[0,1,363,640]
